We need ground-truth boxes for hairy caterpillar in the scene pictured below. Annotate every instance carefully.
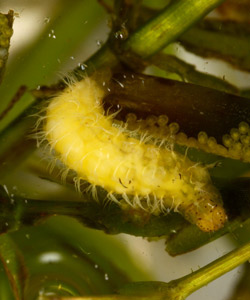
[41,76,227,232]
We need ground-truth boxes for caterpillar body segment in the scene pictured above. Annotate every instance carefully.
[43,77,227,232]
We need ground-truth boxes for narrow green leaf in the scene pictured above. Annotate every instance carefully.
[179,19,250,71]
[0,0,106,133]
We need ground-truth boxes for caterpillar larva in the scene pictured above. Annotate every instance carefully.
[41,76,227,232]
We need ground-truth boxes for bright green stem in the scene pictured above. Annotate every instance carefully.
[0,0,225,135]
[120,242,250,300]
[170,242,250,299]
[123,0,225,58]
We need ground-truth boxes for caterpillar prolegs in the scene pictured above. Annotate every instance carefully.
[41,76,227,232]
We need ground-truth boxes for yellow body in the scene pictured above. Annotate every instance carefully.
[44,77,227,232]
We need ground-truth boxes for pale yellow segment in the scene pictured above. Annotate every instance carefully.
[45,78,189,198]
[44,77,227,232]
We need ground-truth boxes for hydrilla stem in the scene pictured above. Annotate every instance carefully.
[170,242,250,299]
[119,242,250,299]
[123,0,225,58]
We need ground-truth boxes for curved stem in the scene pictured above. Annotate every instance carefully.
[169,242,250,299]
[0,0,224,135]
[119,242,250,300]
[123,0,225,58]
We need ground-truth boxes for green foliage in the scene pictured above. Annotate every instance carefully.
[0,0,250,299]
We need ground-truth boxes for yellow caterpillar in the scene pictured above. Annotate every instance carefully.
[41,76,227,232]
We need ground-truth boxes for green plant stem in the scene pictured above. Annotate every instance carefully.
[0,185,186,237]
[170,242,250,299]
[150,53,239,95]
[119,242,250,300]
[0,0,224,136]
[165,218,249,256]
[123,0,225,58]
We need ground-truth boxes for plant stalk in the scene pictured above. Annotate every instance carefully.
[123,0,225,58]
[119,242,250,299]
[169,242,250,299]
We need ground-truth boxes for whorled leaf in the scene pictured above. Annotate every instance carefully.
[0,215,151,300]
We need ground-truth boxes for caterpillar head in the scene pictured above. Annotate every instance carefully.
[196,203,227,232]
[183,193,228,232]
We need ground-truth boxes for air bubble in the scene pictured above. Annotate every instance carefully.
[78,63,87,71]
[96,40,103,47]
[44,17,50,24]
[48,29,56,39]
